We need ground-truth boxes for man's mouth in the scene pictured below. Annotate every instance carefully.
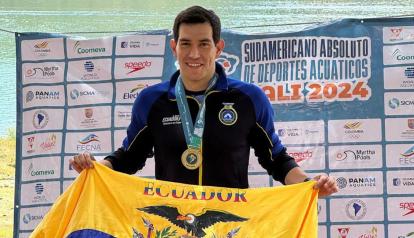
[187,63,202,68]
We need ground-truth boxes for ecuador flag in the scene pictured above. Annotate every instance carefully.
[31,162,318,238]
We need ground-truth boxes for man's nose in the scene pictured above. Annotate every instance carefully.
[188,45,200,58]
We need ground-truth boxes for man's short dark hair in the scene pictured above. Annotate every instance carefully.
[173,6,221,44]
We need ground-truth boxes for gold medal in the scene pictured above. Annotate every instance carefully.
[181,148,202,170]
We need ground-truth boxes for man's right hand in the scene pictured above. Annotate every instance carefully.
[69,152,96,173]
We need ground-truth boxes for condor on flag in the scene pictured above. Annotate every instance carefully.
[30,162,318,238]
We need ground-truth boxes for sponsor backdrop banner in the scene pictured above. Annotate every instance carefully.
[15,17,414,237]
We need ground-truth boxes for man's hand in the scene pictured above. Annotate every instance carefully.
[313,174,338,198]
[69,152,96,173]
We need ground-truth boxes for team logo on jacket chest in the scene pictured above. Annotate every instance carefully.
[219,103,238,126]
[162,115,181,126]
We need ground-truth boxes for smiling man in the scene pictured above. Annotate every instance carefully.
[70,6,338,197]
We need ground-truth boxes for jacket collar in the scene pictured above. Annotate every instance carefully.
[167,62,228,99]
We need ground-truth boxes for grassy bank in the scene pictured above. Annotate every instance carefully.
[0,129,16,237]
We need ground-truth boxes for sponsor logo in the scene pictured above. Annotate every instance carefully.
[27,91,60,101]
[400,202,414,216]
[358,227,378,238]
[32,110,49,129]
[120,40,141,48]
[73,41,106,54]
[23,213,44,224]
[25,66,59,78]
[336,177,348,189]
[33,41,51,56]
[288,150,313,163]
[70,89,97,99]
[77,134,101,151]
[393,177,414,187]
[35,183,44,194]
[40,134,57,151]
[346,199,367,220]
[389,27,403,41]
[336,149,375,161]
[84,61,94,72]
[26,136,35,153]
[406,67,414,79]
[392,49,414,61]
[79,108,99,128]
[117,111,132,120]
[277,128,299,137]
[337,227,350,238]
[216,52,239,75]
[124,61,152,75]
[26,162,55,178]
[123,84,149,100]
[26,91,34,102]
[400,145,414,165]
[389,98,401,109]
[218,103,238,126]
[408,119,414,129]
[343,121,364,139]
[162,115,181,126]
[349,177,376,187]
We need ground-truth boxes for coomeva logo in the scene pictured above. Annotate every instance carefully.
[73,41,106,54]
[392,48,414,61]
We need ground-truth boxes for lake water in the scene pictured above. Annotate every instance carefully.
[1,0,413,136]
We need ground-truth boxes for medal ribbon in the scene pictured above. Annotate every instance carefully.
[175,75,217,150]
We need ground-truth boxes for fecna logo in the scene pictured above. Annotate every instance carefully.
[400,145,414,165]
[84,61,94,72]
[389,98,400,109]
[405,67,414,78]
[40,134,57,151]
[73,41,106,54]
[32,110,49,129]
[26,136,35,153]
[337,227,350,238]
[35,183,44,195]
[400,202,414,216]
[336,177,348,189]
[26,91,34,102]
[392,49,414,61]
[124,61,152,75]
[216,52,239,75]
[123,83,149,100]
[77,134,101,151]
[288,150,313,163]
[79,134,99,144]
[346,199,367,220]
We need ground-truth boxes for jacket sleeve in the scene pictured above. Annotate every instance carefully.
[104,88,155,174]
[247,85,299,184]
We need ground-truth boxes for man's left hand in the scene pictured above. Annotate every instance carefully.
[312,174,338,198]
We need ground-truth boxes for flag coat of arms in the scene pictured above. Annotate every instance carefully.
[30,162,318,238]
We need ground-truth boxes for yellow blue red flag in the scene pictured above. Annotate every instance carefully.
[31,162,318,238]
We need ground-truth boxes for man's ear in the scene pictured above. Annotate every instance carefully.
[215,39,225,58]
[170,39,177,57]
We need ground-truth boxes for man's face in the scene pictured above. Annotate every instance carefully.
[170,22,224,89]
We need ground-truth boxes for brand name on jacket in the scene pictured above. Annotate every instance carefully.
[143,181,248,202]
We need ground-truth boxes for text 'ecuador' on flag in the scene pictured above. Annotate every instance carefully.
[30,162,318,238]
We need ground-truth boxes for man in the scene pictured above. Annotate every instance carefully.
[70,6,338,197]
